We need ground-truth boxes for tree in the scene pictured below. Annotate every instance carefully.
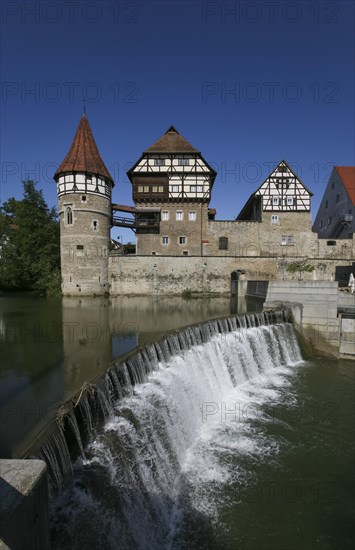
[0,180,60,294]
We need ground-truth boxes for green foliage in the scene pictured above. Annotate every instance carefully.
[0,180,61,294]
[124,242,136,254]
[287,262,315,274]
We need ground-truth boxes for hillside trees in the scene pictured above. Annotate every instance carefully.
[0,180,60,294]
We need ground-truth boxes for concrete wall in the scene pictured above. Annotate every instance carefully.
[264,281,342,356]
[0,460,50,550]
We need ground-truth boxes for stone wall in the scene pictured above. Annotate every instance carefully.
[136,203,209,256]
[108,254,354,296]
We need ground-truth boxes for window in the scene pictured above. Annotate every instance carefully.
[143,186,149,193]
[176,211,183,220]
[162,236,169,245]
[271,215,279,224]
[138,185,143,192]
[158,186,163,193]
[81,195,86,202]
[152,251,156,255]
[272,197,279,206]
[190,185,203,193]
[336,194,339,203]
[219,237,228,250]
[189,211,196,221]
[331,182,335,190]
[182,251,189,256]
[161,211,169,221]
[154,159,165,166]
[286,196,295,206]
[327,240,336,246]
[66,207,73,225]
[320,220,323,228]
[172,185,180,193]
[77,245,83,250]
[178,236,186,245]
[178,158,189,166]
[281,235,294,246]
[325,200,328,208]
[93,220,98,230]
[152,186,158,193]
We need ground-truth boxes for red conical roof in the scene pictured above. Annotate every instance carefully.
[55,115,114,184]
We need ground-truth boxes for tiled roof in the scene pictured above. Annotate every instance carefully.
[55,115,113,184]
[145,126,199,153]
[336,166,355,206]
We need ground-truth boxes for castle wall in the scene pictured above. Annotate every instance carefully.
[108,251,354,296]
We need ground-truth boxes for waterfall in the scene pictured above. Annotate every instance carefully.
[34,311,302,549]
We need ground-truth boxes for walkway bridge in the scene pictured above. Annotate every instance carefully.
[111,204,160,234]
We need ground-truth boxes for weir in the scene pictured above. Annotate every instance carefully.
[27,310,302,548]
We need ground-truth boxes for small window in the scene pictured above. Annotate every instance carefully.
[271,215,279,224]
[154,159,165,166]
[189,211,196,221]
[138,185,143,192]
[143,185,149,193]
[81,195,86,202]
[76,245,84,250]
[336,194,339,203]
[178,158,189,166]
[331,182,335,190]
[172,185,180,193]
[281,235,294,246]
[327,240,336,246]
[66,207,73,225]
[161,211,169,221]
[93,220,98,230]
[152,186,158,193]
[182,251,189,256]
[190,185,203,193]
[178,236,186,245]
[162,236,169,245]
[86,176,92,183]
[286,196,294,206]
[325,200,328,208]
[158,186,164,193]
[320,220,323,228]
[219,237,228,250]
[272,197,279,206]
[152,251,156,255]
[176,211,183,221]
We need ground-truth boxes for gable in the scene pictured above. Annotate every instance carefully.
[254,160,312,212]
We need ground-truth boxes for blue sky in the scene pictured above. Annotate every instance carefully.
[1,0,354,243]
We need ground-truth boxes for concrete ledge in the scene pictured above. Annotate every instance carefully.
[0,460,50,550]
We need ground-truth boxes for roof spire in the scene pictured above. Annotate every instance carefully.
[55,115,114,185]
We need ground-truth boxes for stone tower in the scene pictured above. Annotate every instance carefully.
[54,115,114,295]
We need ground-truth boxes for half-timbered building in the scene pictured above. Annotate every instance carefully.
[126,126,216,255]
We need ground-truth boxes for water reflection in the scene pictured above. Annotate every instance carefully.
[0,293,260,457]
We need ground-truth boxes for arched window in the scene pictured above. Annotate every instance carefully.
[66,207,73,225]
[219,237,228,250]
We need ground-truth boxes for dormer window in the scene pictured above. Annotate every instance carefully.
[154,159,165,166]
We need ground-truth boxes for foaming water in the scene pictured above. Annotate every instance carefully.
[50,319,304,549]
